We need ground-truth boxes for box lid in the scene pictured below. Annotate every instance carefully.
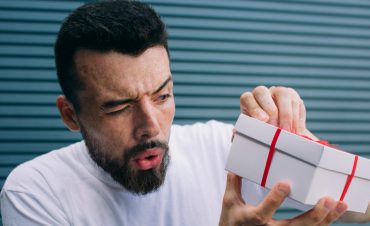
[234,114,370,180]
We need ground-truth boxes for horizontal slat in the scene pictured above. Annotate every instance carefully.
[0,1,81,11]
[0,167,13,179]
[172,62,370,79]
[0,22,59,33]
[154,5,370,28]
[0,81,60,92]
[169,28,370,48]
[0,69,56,80]
[148,97,370,111]
[4,2,370,29]
[0,57,54,68]
[0,93,57,104]
[0,105,60,116]
[147,0,369,17]
[174,74,370,90]
[165,17,370,38]
[0,154,38,165]
[0,45,53,57]
[0,130,81,141]
[0,141,74,153]
[0,118,65,129]
[0,10,67,22]
[171,51,370,68]
[173,86,370,100]
[169,40,370,58]
[0,34,55,45]
[3,0,370,17]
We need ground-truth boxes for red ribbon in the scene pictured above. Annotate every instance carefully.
[300,135,333,148]
[261,127,358,201]
[340,155,358,201]
[261,128,281,187]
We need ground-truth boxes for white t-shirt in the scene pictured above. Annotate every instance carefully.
[1,121,264,226]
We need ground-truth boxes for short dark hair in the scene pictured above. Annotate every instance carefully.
[54,0,168,112]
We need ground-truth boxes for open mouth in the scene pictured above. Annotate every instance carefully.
[132,148,164,170]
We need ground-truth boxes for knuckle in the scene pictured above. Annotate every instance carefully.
[273,86,287,94]
[280,112,292,121]
[240,91,253,102]
[312,209,328,223]
[251,212,268,225]
[266,194,283,206]
[222,194,235,208]
[267,107,278,118]
[253,85,268,94]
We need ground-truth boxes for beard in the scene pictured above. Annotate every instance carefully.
[81,127,170,195]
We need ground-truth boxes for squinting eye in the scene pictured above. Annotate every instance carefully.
[107,105,130,115]
[158,94,171,101]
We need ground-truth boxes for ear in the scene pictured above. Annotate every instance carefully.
[56,95,80,132]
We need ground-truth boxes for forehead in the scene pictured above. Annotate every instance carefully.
[74,46,171,101]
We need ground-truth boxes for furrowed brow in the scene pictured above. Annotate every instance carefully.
[100,76,172,111]
[152,76,172,95]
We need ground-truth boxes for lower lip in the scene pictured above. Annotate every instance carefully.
[133,152,164,170]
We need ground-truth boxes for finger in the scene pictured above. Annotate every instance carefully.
[252,86,279,126]
[240,91,269,122]
[288,88,303,134]
[223,173,244,206]
[292,99,300,134]
[290,197,336,226]
[298,99,307,134]
[320,201,347,225]
[271,87,293,131]
[253,182,290,224]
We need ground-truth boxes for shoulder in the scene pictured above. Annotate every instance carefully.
[2,141,84,193]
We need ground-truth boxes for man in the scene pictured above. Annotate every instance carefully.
[0,1,369,225]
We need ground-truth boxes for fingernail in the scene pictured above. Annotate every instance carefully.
[336,202,347,214]
[277,183,290,196]
[324,199,335,210]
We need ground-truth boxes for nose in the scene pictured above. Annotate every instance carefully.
[133,98,160,141]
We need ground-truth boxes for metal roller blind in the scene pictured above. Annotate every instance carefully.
[1,0,370,225]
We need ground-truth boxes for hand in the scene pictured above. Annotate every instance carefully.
[239,86,316,139]
[219,173,348,226]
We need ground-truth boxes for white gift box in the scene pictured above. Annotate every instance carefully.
[226,114,370,213]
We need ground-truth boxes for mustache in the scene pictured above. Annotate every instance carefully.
[126,140,169,158]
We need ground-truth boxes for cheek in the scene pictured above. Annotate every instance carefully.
[161,99,175,134]
[80,115,132,149]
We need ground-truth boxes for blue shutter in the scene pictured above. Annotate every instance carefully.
[1,0,370,225]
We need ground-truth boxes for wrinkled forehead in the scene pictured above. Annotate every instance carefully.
[73,46,171,101]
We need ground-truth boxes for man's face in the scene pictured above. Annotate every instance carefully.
[73,46,175,194]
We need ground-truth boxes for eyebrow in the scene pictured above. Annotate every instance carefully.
[100,75,172,110]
